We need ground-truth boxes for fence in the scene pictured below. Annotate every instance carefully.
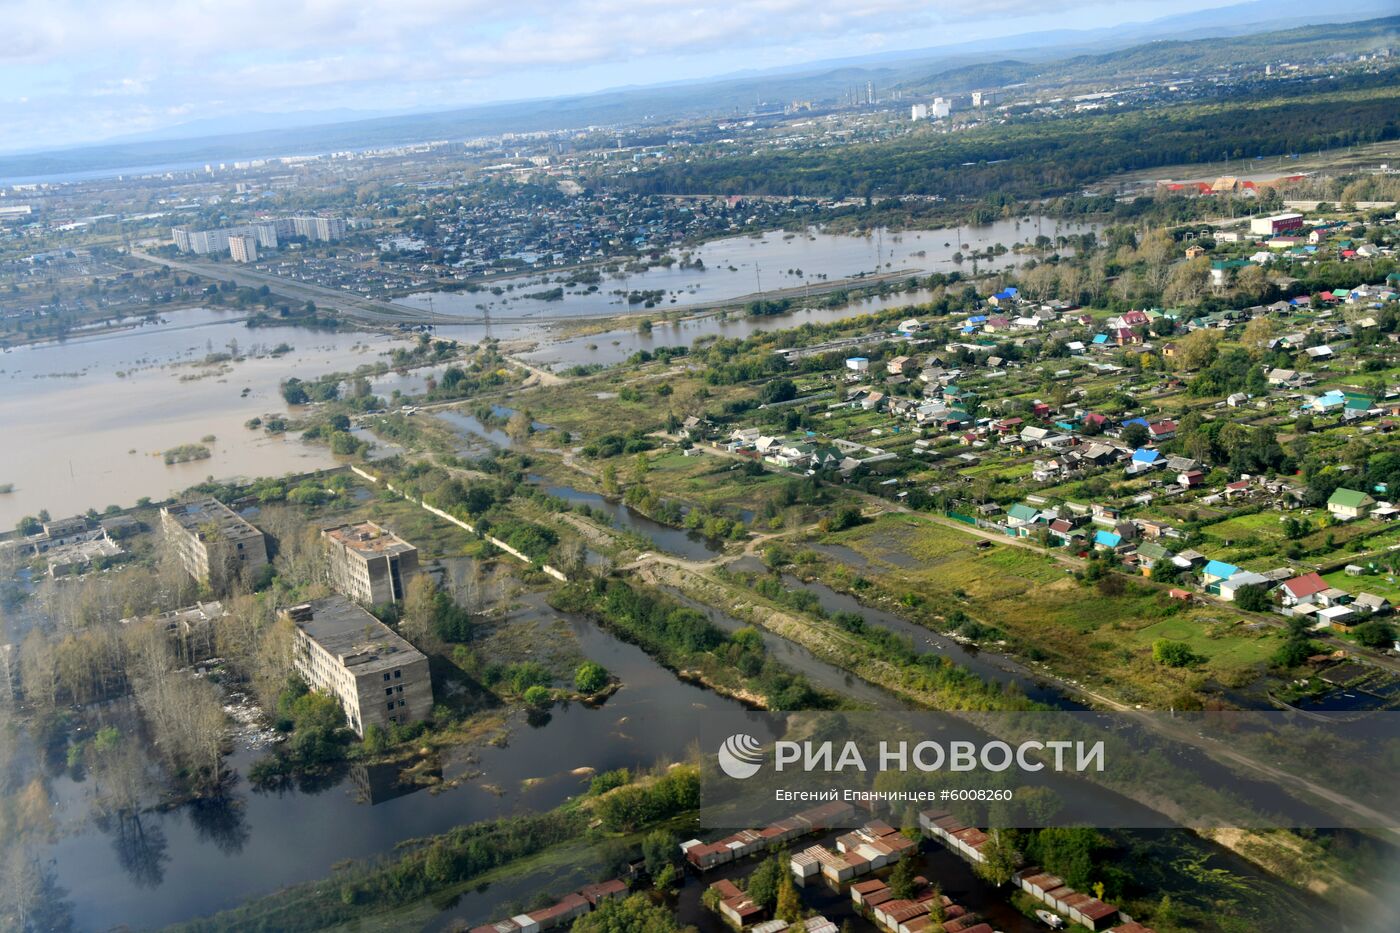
[350,465,568,582]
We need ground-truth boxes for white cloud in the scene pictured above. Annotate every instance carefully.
[0,0,1231,150]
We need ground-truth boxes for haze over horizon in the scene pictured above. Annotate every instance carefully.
[2,0,1290,153]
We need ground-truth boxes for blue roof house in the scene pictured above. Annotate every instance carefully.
[1201,559,1240,594]
[1094,530,1122,550]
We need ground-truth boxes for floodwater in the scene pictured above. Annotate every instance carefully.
[513,285,946,369]
[427,217,1099,369]
[0,309,436,526]
[775,572,1086,710]
[39,595,777,930]
[537,481,724,562]
[433,409,726,561]
[406,218,1096,325]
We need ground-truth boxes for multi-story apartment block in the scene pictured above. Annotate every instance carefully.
[290,215,346,242]
[321,521,418,606]
[160,498,268,590]
[228,233,258,263]
[284,597,433,736]
[171,221,277,255]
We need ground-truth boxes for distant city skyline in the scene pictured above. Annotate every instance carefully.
[0,0,1339,151]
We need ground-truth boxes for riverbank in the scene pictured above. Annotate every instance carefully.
[164,765,698,933]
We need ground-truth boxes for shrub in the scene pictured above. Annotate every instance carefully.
[574,661,609,695]
[1152,639,1199,668]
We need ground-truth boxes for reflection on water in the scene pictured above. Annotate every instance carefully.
[539,482,723,561]
[39,597,771,930]
[433,412,725,560]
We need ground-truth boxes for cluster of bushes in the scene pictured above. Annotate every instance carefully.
[481,517,558,561]
[581,429,657,458]
[593,765,700,832]
[553,579,825,710]
[249,679,351,784]
[162,443,212,465]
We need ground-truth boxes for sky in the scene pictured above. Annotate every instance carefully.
[1,0,1246,152]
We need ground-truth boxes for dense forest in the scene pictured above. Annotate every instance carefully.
[614,74,1400,202]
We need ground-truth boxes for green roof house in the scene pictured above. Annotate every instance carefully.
[1007,503,1039,524]
[1327,488,1375,521]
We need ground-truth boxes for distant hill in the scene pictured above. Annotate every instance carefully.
[1,4,1397,182]
[904,15,1400,95]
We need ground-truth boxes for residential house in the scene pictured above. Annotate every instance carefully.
[1006,503,1041,535]
[1200,560,1240,594]
[886,356,916,376]
[726,427,761,451]
[1279,572,1329,607]
[680,416,711,440]
[1218,570,1270,602]
[1046,518,1084,548]
[1354,593,1391,616]
[1147,420,1177,442]
[1128,449,1164,473]
[1135,541,1174,577]
[1327,488,1375,521]
[1267,368,1310,388]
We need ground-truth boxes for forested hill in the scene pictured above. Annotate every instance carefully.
[612,73,1400,202]
[905,15,1400,94]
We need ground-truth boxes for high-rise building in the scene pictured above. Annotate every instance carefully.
[250,221,279,250]
[172,216,332,254]
[228,233,258,263]
[910,104,929,121]
[321,521,419,606]
[160,498,268,591]
[931,97,952,119]
[187,229,230,254]
[285,597,433,736]
[290,215,346,242]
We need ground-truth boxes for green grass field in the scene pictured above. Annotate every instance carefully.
[1125,616,1280,671]
[1323,567,1400,602]
[821,513,1278,705]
